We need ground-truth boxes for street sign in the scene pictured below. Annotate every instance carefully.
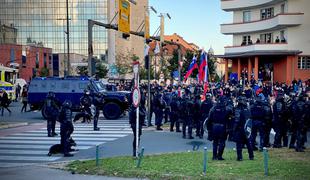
[118,0,130,34]
[132,87,141,108]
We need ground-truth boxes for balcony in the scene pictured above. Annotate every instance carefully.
[224,43,289,54]
[221,13,304,35]
[221,0,285,11]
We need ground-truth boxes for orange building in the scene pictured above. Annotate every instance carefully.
[220,0,310,84]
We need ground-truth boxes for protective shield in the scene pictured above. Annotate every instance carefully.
[244,118,252,139]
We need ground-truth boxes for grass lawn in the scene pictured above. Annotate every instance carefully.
[67,148,310,180]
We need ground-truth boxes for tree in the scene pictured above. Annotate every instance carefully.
[77,66,88,76]
[115,50,140,76]
[39,67,49,77]
[96,63,108,78]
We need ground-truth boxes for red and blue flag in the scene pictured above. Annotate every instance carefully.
[184,56,198,81]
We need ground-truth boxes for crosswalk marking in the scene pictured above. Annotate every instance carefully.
[12,133,127,138]
[0,144,91,150]
[0,120,132,167]
[0,137,118,141]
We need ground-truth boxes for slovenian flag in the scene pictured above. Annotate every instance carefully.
[184,55,198,81]
[199,51,207,84]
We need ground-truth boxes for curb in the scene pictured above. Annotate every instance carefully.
[0,122,29,130]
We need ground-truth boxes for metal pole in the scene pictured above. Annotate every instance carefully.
[178,46,182,85]
[136,147,145,168]
[203,147,207,175]
[147,54,151,126]
[136,74,139,158]
[66,0,70,76]
[263,147,269,176]
[88,20,93,77]
[96,145,99,166]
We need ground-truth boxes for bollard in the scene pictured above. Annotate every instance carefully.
[136,147,145,168]
[96,145,99,167]
[203,147,208,175]
[263,147,268,176]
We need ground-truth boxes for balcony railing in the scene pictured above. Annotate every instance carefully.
[221,13,304,35]
[221,0,285,11]
[224,43,289,54]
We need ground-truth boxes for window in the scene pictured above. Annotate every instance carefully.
[280,30,286,42]
[261,7,274,20]
[242,35,252,45]
[281,3,286,13]
[243,11,251,22]
[260,33,273,43]
[298,56,310,69]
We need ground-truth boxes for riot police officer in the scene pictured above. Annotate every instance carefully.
[193,94,202,138]
[250,95,269,150]
[169,94,181,132]
[163,90,172,124]
[128,88,146,157]
[206,97,230,160]
[93,93,104,131]
[181,89,194,139]
[232,96,254,161]
[59,100,74,157]
[200,93,214,139]
[154,87,166,131]
[80,90,93,123]
[44,92,60,137]
[291,95,307,152]
[273,91,289,148]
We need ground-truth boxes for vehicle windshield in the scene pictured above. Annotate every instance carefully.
[94,81,106,92]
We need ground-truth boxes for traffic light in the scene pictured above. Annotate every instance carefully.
[122,33,130,39]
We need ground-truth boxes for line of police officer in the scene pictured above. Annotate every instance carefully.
[143,83,309,161]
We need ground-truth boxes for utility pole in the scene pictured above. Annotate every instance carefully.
[66,0,70,76]
[178,45,182,85]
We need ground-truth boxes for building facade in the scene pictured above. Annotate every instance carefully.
[220,0,310,84]
[0,0,108,58]
[0,43,52,81]
[107,0,148,78]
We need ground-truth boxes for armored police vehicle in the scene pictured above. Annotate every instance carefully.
[28,77,130,120]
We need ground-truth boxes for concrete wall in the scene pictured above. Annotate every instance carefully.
[287,0,310,55]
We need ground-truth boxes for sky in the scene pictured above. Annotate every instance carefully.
[149,0,232,55]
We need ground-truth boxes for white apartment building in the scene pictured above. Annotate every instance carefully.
[220,0,310,84]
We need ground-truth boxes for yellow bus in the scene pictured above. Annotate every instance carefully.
[0,65,18,100]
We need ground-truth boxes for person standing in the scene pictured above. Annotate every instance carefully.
[200,93,214,139]
[181,89,194,139]
[80,90,93,123]
[128,88,145,157]
[206,97,230,160]
[232,96,254,161]
[169,94,181,132]
[154,87,166,131]
[59,100,74,157]
[21,88,28,112]
[0,89,11,116]
[93,93,104,131]
[15,84,21,102]
[44,92,60,137]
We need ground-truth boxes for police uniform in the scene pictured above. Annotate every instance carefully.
[181,92,194,139]
[273,93,289,148]
[93,93,104,131]
[169,94,181,132]
[193,94,202,138]
[44,92,60,137]
[207,97,230,160]
[59,100,74,157]
[80,91,93,122]
[250,96,270,150]
[233,96,254,161]
[154,88,166,130]
[200,94,214,139]
[128,88,145,157]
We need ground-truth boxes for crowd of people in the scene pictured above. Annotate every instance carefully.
[130,78,310,159]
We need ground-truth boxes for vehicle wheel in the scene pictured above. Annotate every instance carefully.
[41,105,48,120]
[103,102,121,120]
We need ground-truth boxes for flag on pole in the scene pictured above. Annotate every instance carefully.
[198,51,207,84]
[203,53,209,96]
[154,41,160,55]
[184,56,198,81]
